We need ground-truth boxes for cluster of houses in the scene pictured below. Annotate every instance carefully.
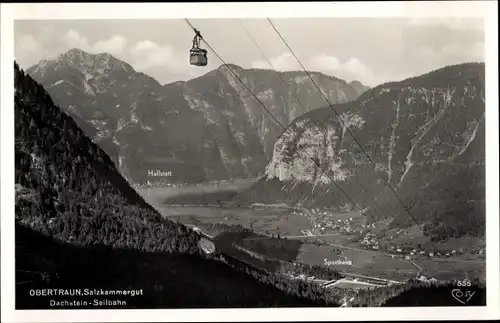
[293,208,485,261]
[134,180,185,188]
[360,232,380,250]
[379,245,471,260]
[353,225,484,260]
[356,229,482,261]
[311,215,357,234]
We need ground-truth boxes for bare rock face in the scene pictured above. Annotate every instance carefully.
[27,49,365,184]
[266,63,485,186]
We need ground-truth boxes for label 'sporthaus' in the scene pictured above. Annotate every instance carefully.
[148,170,172,177]
[324,258,353,266]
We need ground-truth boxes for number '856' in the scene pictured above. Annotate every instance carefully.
[457,280,471,287]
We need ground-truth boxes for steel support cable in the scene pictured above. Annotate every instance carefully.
[266,17,423,227]
[184,19,369,218]
[237,19,386,220]
[184,21,475,282]
[266,18,464,275]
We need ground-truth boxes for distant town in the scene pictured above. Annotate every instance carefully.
[133,178,236,189]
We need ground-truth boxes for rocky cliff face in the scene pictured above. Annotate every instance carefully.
[26,49,365,184]
[240,63,485,239]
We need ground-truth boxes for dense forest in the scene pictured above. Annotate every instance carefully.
[392,163,485,242]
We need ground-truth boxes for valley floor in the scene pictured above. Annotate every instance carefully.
[136,182,486,286]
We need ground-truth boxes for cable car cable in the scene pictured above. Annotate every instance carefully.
[266,17,421,227]
[185,19,365,214]
[184,19,375,219]
[237,19,386,220]
[186,19,466,280]
[266,18,463,276]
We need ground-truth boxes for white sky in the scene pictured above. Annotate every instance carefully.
[14,18,484,87]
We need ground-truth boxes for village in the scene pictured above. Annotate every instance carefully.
[133,178,247,190]
[133,180,180,189]
[292,208,486,261]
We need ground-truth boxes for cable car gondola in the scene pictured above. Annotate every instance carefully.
[189,28,207,66]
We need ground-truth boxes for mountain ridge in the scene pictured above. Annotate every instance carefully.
[26,48,369,184]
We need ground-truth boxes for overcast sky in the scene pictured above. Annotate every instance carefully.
[14,18,484,87]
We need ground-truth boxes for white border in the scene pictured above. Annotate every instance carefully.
[1,1,499,322]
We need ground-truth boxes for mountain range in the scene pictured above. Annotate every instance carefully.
[26,48,368,184]
[25,49,486,242]
[13,60,487,308]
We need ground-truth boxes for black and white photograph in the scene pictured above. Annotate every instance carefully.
[1,1,499,322]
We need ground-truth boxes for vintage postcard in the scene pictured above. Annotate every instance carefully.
[1,1,498,322]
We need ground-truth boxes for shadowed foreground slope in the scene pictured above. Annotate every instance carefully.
[16,224,327,308]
